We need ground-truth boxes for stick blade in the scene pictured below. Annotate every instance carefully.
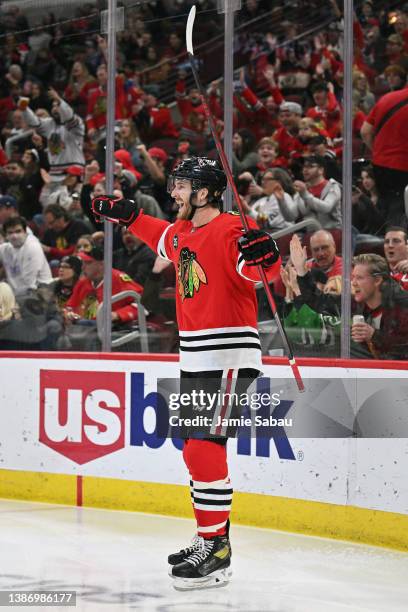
[186,5,196,55]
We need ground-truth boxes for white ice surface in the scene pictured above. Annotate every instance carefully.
[0,499,407,612]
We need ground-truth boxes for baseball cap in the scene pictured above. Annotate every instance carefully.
[60,255,82,276]
[279,101,303,115]
[0,195,18,208]
[89,172,106,187]
[66,165,83,177]
[148,147,168,163]
[78,246,104,262]
[303,155,326,168]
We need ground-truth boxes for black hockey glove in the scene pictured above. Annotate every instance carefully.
[238,229,280,267]
[91,195,140,227]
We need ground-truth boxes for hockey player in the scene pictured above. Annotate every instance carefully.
[91,157,280,590]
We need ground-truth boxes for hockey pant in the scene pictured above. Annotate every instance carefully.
[181,368,259,539]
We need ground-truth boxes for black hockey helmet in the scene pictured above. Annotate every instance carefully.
[167,157,227,206]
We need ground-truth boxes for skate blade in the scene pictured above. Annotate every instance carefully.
[172,568,232,591]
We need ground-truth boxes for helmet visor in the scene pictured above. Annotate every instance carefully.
[167,176,191,195]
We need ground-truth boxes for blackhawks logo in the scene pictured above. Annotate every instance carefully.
[177,247,207,301]
[80,293,98,320]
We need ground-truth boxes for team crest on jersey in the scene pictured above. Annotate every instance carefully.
[173,235,178,249]
[177,247,207,301]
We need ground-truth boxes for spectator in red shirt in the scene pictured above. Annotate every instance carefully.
[361,85,408,227]
[86,65,132,139]
[307,229,342,278]
[133,92,179,144]
[306,82,342,139]
[64,61,97,117]
[65,245,142,323]
[272,101,303,164]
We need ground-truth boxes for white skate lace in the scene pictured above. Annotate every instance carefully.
[185,537,214,567]
[182,533,201,555]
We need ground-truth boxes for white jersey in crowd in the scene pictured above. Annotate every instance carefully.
[23,99,85,180]
[0,234,52,295]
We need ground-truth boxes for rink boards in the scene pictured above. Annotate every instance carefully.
[0,352,407,551]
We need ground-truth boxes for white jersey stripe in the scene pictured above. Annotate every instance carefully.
[156,224,173,260]
[180,346,262,372]
[191,492,233,501]
[179,336,260,348]
[236,254,257,282]
[198,520,228,533]
[192,478,231,489]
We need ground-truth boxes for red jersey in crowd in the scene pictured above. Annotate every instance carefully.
[366,86,408,171]
[390,270,408,291]
[86,75,141,132]
[64,79,97,113]
[128,211,280,372]
[175,79,221,135]
[66,269,142,322]
[306,91,342,139]
[272,127,304,161]
[233,85,281,140]
[147,105,179,139]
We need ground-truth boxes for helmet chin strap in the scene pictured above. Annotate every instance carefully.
[187,191,211,220]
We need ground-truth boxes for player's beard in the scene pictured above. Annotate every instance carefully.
[176,198,193,221]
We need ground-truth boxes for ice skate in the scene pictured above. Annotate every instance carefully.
[170,535,232,590]
[168,533,201,565]
[168,520,231,566]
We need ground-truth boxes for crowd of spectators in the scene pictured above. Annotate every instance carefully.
[0,0,408,358]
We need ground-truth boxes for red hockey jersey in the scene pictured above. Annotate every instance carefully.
[66,269,142,321]
[390,270,408,292]
[129,211,281,371]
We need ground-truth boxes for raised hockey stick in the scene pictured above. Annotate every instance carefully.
[186,6,305,392]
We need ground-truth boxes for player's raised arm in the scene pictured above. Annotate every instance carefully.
[91,195,171,256]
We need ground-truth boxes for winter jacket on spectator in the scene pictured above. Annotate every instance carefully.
[23,100,85,179]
